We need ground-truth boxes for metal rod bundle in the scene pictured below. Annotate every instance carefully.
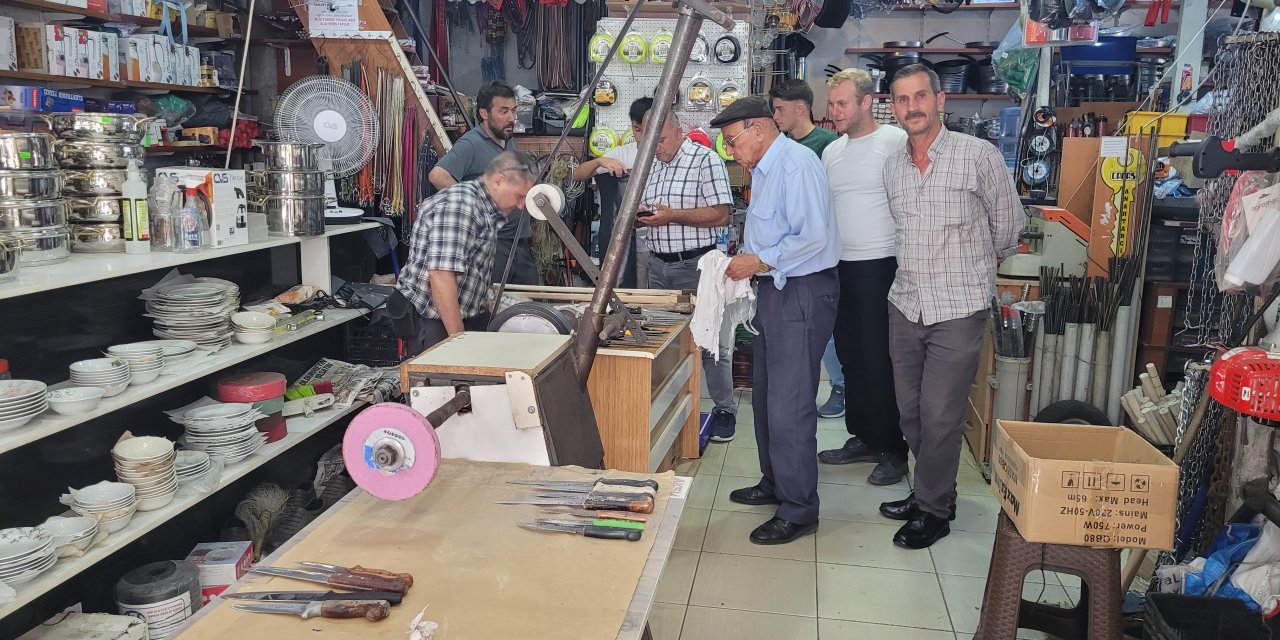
[1107,256,1143,423]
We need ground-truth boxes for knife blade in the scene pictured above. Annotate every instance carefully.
[232,599,391,621]
[222,590,404,605]
[538,506,649,523]
[496,494,655,514]
[250,567,411,594]
[508,478,659,492]
[295,562,415,587]
[517,521,642,541]
[537,518,646,531]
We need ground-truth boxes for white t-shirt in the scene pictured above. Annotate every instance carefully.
[600,141,638,172]
[821,125,907,261]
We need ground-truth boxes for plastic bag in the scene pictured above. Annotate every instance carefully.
[1217,171,1280,292]
[993,25,1039,97]
[138,94,196,128]
[1184,523,1261,606]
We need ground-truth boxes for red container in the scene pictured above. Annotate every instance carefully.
[216,372,288,442]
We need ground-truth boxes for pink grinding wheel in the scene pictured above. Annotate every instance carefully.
[342,402,442,501]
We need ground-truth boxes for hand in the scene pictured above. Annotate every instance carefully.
[726,253,761,281]
[596,157,628,176]
[637,203,677,227]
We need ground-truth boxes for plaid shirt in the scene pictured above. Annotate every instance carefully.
[397,180,504,319]
[883,128,1022,325]
[642,139,733,254]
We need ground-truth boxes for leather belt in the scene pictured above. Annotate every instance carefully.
[652,245,716,264]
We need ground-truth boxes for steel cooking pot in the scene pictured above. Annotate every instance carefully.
[0,236,19,282]
[253,141,325,171]
[55,142,146,169]
[255,194,326,237]
[0,170,62,200]
[70,223,125,253]
[249,170,328,196]
[0,133,57,170]
[67,197,125,223]
[8,226,71,266]
[0,199,68,232]
[62,169,129,196]
[42,113,155,142]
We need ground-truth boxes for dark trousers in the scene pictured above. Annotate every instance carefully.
[648,255,734,414]
[888,306,986,518]
[753,268,839,524]
[405,312,492,357]
[595,175,637,288]
[832,258,908,458]
[493,238,538,285]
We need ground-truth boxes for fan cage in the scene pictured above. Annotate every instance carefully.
[274,75,380,179]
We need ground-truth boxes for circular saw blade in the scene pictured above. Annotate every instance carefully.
[343,403,442,501]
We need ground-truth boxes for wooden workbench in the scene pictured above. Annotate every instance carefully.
[176,460,689,640]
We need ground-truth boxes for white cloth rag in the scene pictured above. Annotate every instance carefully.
[691,250,756,360]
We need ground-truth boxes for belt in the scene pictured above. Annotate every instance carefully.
[652,245,716,264]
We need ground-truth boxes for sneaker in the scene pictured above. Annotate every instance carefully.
[867,455,909,486]
[709,409,736,443]
[818,385,846,418]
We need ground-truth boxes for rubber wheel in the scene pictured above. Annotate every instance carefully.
[1033,400,1111,426]
[488,301,574,335]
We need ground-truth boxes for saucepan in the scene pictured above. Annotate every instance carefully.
[0,134,57,170]
[255,194,326,237]
[0,170,62,200]
[0,236,18,283]
[41,113,155,142]
[0,199,68,232]
[55,142,146,169]
[248,170,328,195]
[62,169,129,196]
[253,141,325,171]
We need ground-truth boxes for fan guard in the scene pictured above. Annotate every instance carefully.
[274,75,380,178]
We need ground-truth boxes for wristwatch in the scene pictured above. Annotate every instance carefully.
[756,261,772,274]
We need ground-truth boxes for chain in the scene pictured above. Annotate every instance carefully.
[1200,409,1239,554]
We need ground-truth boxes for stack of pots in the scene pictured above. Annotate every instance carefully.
[0,132,70,277]
[249,141,326,237]
[46,113,151,254]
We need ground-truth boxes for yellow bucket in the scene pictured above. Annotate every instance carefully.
[1121,111,1189,150]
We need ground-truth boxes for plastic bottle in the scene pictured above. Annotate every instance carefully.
[174,179,204,254]
[1225,211,1280,287]
[121,160,150,255]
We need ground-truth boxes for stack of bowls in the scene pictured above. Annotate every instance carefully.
[175,450,212,485]
[0,132,69,270]
[113,437,178,511]
[0,527,57,585]
[45,113,151,254]
[106,343,165,386]
[249,141,326,237]
[67,481,138,533]
[69,358,132,397]
[230,311,276,345]
[0,380,48,432]
[39,516,99,552]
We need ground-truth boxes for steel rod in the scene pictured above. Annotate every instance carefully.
[425,388,472,428]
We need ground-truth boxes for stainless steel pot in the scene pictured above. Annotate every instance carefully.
[0,133,57,170]
[68,197,125,222]
[0,199,68,232]
[62,169,128,196]
[249,170,327,195]
[0,236,18,282]
[0,170,62,200]
[55,142,146,169]
[256,195,326,237]
[42,113,156,142]
[7,226,71,265]
[253,141,324,171]
[70,223,125,253]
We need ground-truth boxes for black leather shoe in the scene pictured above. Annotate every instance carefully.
[729,484,781,506]
[817,437,880,465]
[878,492,957,521]
[867,455,909,486]
[750,517,818,545]
[893,512,951,549]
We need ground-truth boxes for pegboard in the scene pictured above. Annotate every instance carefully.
[592,17,752,140]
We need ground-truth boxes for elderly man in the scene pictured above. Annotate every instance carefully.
[816,68,910,486]
[395,151,539,355]
[428,81,537,285]
[878,65,1021,549]
[713,97,840,545]
[636,110,738,442]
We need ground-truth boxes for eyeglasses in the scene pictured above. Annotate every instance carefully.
[723,121,758,150]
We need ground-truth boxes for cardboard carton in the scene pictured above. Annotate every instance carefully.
[104,31,119,82]
[990,420,1178,550]
[126,36,148,81]
[185,541,252,605]
[15,25,46,72]
[66,27,90,78]
[88,31,106,80]
[154,167,248,248]
[45,26,67,76]
[0,86,84,111]
[0,18,15,71]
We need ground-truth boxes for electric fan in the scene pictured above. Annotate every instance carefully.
[274,75,379,224]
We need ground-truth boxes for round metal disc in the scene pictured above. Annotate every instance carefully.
[342,403,442,501]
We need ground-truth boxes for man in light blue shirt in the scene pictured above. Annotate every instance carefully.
[711,97,840,546]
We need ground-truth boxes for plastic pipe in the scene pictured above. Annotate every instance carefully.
[1092,330,1113,412]
[1042,333,1060,409]
[1074,324,1096,402]
[1060,323,1080,401]
[1030,325,1046,414]
[1107,305,1135,424]
[994,356,1033,424]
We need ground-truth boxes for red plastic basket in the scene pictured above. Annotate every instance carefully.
[1209,347,1280,420]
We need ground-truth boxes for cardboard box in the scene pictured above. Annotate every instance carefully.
[155,167,248,248]
[150,35,170,84]
[0,86,84,111]
[126,36,148,81]
[88,31,106,80]
[185,541,252,605]
[15,25,46,72]
[45,26,67,76]
[87,0,108,11]
[104,31,119,82]
[0,18,15,71]
[990,420,1178,550]
[65,27,90,78]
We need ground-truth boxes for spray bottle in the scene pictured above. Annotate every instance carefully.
[174,178,204,254]
[121,160,149,254]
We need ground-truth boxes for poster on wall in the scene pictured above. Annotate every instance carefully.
[308,0,361,32]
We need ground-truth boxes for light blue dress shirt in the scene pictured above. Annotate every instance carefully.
[743,135,841,289]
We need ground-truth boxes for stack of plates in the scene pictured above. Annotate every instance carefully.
[67,481,138,533]
[112,437,178,511]
[0,380,49,432]
[0,527,57,585]
[39,516,99,552]
[230,311,276,345]
[175,450,212,484]
[181,403,266,464]
[140,339,200,376]
[68,358,131,397]
[146,282,238,350]
[106,343,165,386]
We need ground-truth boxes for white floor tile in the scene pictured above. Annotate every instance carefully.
[674,508,711,552]
[711,475,775,515]
[939,574,985,634]
[727,425,759,449]
[929,530,996,578]
[817,563,952,631]
[680,606,818,640]
[696,444,728,477]
[815,519,936,573]
[649,603,686,640]
[689,553,818,617]
[819,619,955,640]
[722,447,763,477]
[815,482,912,524]
[686,474,720,511]
[955,463,992,496]
[656,550,700,605]
[952,493,1001,533]
[701,509,816,562]
[816,428,852,453]
[818,416,847,432]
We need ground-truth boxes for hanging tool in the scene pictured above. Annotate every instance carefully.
[223,590,405,605]
[497,491,655,514]
[231,599,392,621]
[507,478,658,492]
[517,521,643,541]
[250,564,412,594]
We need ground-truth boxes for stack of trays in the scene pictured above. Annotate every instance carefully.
[46,113,151,254]
[248,141,326,237]
[0,133,69,271]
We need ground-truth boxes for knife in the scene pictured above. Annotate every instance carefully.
[508,478,659,492]
[250,567,411,595]
[232,599,391,621]
[538,506,649,523]
[537,518,646,531]
[222,590,404,606]
[497,493,655,514]
[517,521,642,541]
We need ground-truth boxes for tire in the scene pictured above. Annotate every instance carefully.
[488,301,574,335]
[1033,400,1111,426]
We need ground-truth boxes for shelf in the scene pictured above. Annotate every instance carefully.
[145,145,232,155]
[872,93,1011,100]
[0,221,381,302]
[893,2,1020,9]
[0,69,224,93]
[0,401,365,621]
[0,307,369,456]
[846,47,995,54]
[128,80,222,94]
[1,0,222,37]
[1138,47,1174,55]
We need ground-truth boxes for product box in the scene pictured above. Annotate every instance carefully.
[84,98,136,113]
[88,31,106,80]
[87,0,108,12]
[15,25,46,71]
[0,18,15,71]
[990,420,1179,550]
[183,46,197,86]
[0,86,84,111]
[155,167,248,248]
[126,36,149,81]
[185,541,252,605]
[149,35,171,84]
[45,26,67,76]
[65,27,90,78]
[104,31,119,81]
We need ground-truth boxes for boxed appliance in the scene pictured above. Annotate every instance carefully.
[15,25,46,71]
[88,30,106,79]
[45,26,67,76]
[184,541,252,605]
[87,0,108,11]
[149,34,173,84]
[990,420,1179,550]
[154,167,249,248]
[84,98,136,113]
[183,45,198,86]
[0,86,85,111]
[0,17,15,71]
[105,31,119,81]
[126,36,150,81]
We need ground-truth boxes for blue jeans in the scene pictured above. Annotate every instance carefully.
[822,338,843,387]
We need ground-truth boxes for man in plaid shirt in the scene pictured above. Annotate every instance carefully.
[637,110,738,442]
[877,65,1022,550]
[395,151,539,355]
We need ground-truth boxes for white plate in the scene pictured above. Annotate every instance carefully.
[184,403,255,421]
[0,395,48,416]
[0,409,46,431]
[0,553,57,583]
[0,531,53,562]
[0,380,47,406]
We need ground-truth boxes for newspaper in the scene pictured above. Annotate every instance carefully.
[293,358,400,409]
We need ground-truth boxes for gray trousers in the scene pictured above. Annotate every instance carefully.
[753,269,839,524]
[648,255,735,414]
[888,306,987,518]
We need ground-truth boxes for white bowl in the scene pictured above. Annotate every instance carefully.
[40,517,97,550]
[136,492,177,512]
[99,513,135,534]
[233,331,273,345]
[113,436,174,462]
[0,411,44,431]
[69,358,130,375]
[70,481,135,506]
[93,381,130,398]
[230,311,275,330]
[127,370,160,386]
[46,387,105,416]
[108,343,163,355]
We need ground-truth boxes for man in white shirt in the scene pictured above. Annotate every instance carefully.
[815,68,911,486]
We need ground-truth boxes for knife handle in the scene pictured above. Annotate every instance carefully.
[583,496,654,514]
[594,510,648,523]
[584,526,642,541]
[328,572,411,595]
[599,478,659,490]
[350,565,415,588]
[320,600,392,621]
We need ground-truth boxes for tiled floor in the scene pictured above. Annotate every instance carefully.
[660,384,1081,640]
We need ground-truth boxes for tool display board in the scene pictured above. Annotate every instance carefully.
[592,17,752,139]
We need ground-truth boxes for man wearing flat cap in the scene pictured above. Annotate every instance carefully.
[711,96,841,545]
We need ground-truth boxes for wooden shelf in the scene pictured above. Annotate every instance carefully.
[0,69,223,93]
[873,93,1011,100]
[129,79,222,93]
[846,47,995,54]
[2,0,222,36]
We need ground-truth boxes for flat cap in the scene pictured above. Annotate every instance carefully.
[709,96,771,129]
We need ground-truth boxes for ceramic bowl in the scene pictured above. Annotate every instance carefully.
[40,517,97,550]
[99,511,135,533]
[0,529,52,562]
[127,370,160,386]
[112,436,174,462]
[230,311,275,330]
[233,331,273,345]
[135,492,176,512]
[69,481,135,506]
[69,358,129,375]
[46,387,104,416]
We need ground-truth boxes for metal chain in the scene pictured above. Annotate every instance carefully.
[1200,409,1239,554]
